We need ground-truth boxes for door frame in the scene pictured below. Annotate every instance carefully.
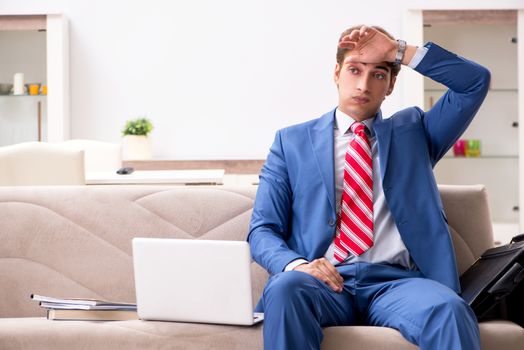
[46,14,70,142]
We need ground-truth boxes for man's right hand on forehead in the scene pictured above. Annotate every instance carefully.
[338,25,397,65]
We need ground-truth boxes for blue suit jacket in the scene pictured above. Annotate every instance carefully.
[248,43,490,293]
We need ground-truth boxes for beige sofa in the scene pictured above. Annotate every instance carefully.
[0,185,523,349]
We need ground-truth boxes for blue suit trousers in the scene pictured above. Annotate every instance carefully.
[258,263,480,350]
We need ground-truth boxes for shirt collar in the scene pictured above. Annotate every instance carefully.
[335,108,375,136]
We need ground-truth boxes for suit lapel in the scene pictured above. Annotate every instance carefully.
[372,111,392,181]
[307,109,392,212]
[308,110,336,213]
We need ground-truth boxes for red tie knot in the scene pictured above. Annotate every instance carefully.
[350,122,366,136]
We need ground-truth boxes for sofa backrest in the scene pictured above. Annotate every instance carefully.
[439,184,494,275]
[0,184,493,317]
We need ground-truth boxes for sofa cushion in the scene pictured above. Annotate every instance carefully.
[478,320,524,350]
[0,317,263,350]
[321,321,524,350]
[322,326,418,350]
[438,184,494,263]
[3,318,522,350]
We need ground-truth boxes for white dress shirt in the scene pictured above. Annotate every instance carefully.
[323,110,416,268]
[285,47,428,272]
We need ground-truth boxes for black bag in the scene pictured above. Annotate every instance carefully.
[460,234,524,326]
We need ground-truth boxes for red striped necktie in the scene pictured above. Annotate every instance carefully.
[333,121,374,262]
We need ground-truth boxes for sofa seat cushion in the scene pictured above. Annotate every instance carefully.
[321,321,524,350]
[2,318,524,349]
[478,320,524,350]
[0,317,263,350]
[322,326,418,350]
[3,318,522,350]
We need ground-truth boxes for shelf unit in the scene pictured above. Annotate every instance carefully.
[423,17,519,244]
[0,14,69,145]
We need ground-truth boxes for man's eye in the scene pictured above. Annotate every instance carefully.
[375,73,385,80]
[349,67,359,74]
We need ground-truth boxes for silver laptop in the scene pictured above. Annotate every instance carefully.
[132,238,264,325]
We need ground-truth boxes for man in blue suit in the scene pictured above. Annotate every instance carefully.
[248,25,491,350]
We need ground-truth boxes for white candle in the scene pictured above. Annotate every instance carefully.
[13,73,24,95]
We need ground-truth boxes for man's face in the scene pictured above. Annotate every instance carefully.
[334,56,396,121]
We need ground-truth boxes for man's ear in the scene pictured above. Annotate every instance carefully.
[334,63,341,85]
[386,75,397,96]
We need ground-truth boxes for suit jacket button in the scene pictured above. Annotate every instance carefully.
[328,218,335,226]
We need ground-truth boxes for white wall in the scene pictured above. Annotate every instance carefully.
[0,0,521,159]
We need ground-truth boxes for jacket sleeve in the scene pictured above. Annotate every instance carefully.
[415,42,491,165]
[247,130,305,275]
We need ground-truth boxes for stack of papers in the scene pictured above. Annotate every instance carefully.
[31,294,138,321]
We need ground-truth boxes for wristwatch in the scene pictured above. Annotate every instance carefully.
[395,39,407,65]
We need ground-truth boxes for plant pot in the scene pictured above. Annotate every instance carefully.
[123,135,152,160]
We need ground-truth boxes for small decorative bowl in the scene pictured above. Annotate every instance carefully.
[0,83,13,95]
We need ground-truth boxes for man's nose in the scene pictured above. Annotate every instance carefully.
[357,75,371,92]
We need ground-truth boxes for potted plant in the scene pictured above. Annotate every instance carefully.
[122,117,154,160]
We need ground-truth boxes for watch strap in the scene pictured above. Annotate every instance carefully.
[395,39,407,65]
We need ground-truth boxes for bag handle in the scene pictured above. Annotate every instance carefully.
[487,262,524,298]
[510,234,524,244]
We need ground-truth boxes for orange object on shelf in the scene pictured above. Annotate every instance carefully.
[29,84,40,95]
[41,84,47,95]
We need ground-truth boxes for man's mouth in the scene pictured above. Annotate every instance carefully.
[352,96,370,104]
